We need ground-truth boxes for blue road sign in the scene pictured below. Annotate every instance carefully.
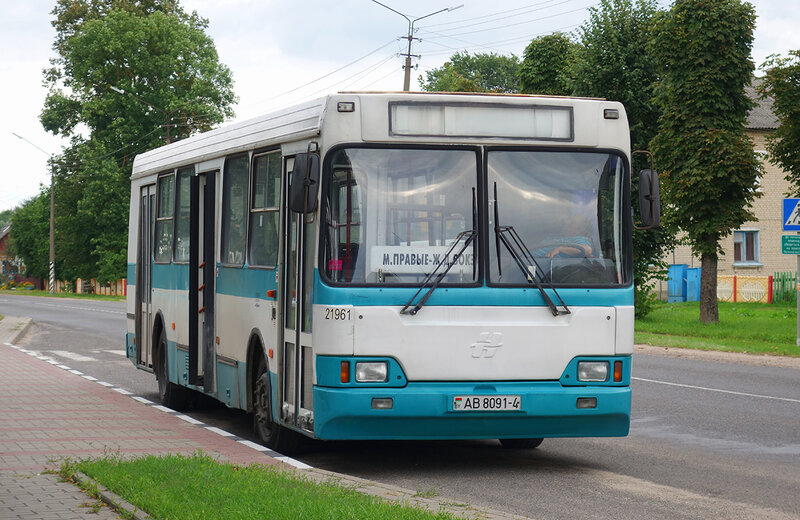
[783,198,800,231]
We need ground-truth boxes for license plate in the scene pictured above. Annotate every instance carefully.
[452,395,521,411]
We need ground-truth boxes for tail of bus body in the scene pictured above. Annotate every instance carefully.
[124,93,660,453]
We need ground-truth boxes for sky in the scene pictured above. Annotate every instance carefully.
[2,0,799,213]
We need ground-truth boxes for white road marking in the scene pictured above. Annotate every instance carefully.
[49,350,98,362]
[103,350,127,356]
[633,377,800,404]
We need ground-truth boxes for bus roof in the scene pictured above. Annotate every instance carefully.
[131,92,622,180]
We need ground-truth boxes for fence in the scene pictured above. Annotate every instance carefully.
[47,278,127,297]
[773,271,797,304]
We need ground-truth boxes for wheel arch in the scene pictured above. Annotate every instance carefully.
[245,328,268,412]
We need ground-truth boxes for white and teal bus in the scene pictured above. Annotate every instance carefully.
[126,92,659,452]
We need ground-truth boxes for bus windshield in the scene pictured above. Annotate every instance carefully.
[321,147,629,287]
[488,150,628,286]
[321,147,479,284]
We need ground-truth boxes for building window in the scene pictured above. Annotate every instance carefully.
[734,230,759,264]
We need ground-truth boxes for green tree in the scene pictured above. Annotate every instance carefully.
[519,32,576,96]
[650,0,762,323]
[9,192,51,280]
[35,1,236,283]
[0,209,13,229]
[420,51,520,93]
[759,51,800,195]
[572,0,671,317]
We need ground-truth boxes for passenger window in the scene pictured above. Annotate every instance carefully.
[174,167,193,262]
[154,173,174,263]
[222,154,249,266]
[249,151,281,267]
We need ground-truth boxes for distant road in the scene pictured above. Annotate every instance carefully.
[4,294,799,519]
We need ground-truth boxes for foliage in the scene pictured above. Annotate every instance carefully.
[30,1,237,283]
[0,208,13,228]
[419,51,520,93]
[9,191,51,280]
[649,0,761,323]
[519,32,576,96]
[571,0,673,318]
[759,50,800,196]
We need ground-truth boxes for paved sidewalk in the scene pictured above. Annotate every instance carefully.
[0,316,526,520]
[0,316,291,519]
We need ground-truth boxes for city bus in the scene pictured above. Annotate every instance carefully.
[125,92,660,453]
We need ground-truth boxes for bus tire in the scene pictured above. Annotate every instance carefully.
[253,355,304,455]
[499,438,544,449]
[156,327,191,410]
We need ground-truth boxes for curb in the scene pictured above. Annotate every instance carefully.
[72,472,148,520]
[0,316,32,345]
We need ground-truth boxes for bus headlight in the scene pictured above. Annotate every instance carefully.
[577,361,609,382]
[355,362,388,383]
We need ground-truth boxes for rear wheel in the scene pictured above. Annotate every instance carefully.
[253,354,304,455]
[499,438,544,449]
[155,327,191,410]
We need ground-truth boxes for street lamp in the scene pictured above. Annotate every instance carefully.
[372,1,463,91]
[12,132,56,294]
[109,86,177,144]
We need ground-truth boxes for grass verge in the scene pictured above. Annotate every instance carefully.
[635,301,800,357]
[0,289,123,302]
[58,452,461,520]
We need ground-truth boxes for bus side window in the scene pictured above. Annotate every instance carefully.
[222,154,250,266]
[155,172,175,263]
[249,151,281,267]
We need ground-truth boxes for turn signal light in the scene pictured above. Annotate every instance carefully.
[614,360,623,382]
[340,361,350,383]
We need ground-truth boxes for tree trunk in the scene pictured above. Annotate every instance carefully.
[700,252,719,323]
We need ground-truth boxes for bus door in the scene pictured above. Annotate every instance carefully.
[136,184,155,369]
[281,156,315,432]
[189,170,216,393]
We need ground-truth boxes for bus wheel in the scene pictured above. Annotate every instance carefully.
[156,328,190,410]
[499,438,544,449]
[253,356,304,455]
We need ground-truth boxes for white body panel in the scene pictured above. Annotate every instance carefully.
[313,304,633,381]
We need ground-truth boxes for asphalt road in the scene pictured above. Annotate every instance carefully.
[2,294,799,519]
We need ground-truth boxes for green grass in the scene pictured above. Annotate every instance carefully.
[635,301,800,357]
[59,452,462,520]
[0,289,124,302]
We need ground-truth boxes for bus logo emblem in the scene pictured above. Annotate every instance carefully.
[470,332,503,358]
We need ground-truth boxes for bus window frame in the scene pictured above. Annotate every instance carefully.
[247,148,282,270]
[318,143,484,289]
[220,153,251,268]
[172,165,195,265]
[483,145,634,290]
[154,170,176,265]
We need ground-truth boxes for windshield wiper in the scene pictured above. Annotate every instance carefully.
[400,229,476,316]
[493,183,570,317]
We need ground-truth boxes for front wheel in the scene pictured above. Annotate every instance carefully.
[252,355,304,455]
[499,438,544,449]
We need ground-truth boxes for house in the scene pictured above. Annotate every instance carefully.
[664,80,794,300]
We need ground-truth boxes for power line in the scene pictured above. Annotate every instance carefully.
[421,0,579,34]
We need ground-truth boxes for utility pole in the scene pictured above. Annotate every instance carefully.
[371,1,463,91]
[12,133,56,293]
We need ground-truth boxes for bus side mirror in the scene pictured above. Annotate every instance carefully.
[289,151,320,214]
[637,169,661,230]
